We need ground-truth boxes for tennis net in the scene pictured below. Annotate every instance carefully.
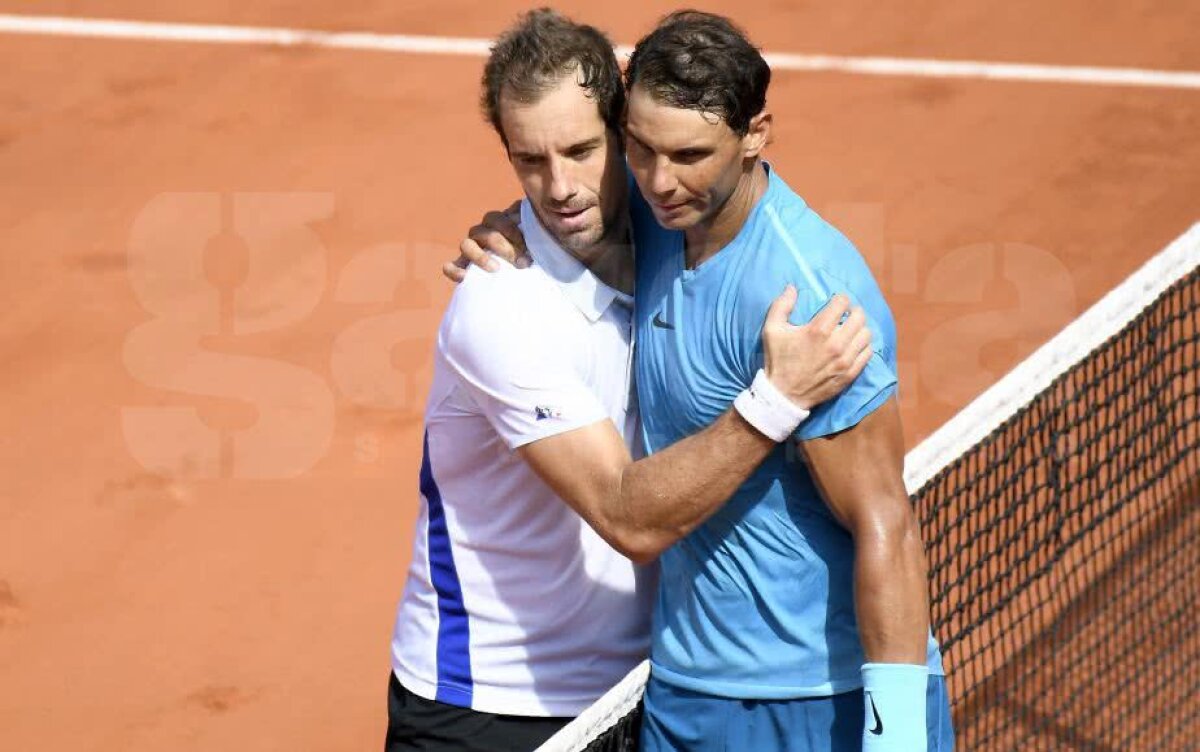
[539,223,1200,751]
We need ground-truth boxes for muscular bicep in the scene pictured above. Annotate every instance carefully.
[798,397,909,532]
[517,419,635,550]
[799,397,931,665]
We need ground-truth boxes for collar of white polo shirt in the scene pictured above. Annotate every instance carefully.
[519,199,631,323]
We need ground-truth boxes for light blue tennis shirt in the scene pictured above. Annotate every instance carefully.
[632,163,944,699]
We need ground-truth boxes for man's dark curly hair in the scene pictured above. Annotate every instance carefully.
[625,10,771,136]
[481,8,624,148]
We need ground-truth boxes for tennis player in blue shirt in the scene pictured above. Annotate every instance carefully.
[453,11,954,751]
[621,14,951,751]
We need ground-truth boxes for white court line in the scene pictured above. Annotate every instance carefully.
[3,13,1200,90]
[0,13,494,56]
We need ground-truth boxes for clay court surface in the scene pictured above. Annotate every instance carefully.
[1,2,1198,750]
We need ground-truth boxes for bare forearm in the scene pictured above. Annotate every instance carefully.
[853,514,930,664]
[613,408,774,560]
[519,288,875,563]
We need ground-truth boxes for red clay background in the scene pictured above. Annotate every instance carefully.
[1,3,1198,750]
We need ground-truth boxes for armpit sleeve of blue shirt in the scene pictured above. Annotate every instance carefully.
[788,284,899,441]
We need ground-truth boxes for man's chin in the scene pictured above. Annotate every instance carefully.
[652,211,695,231]
[550,225,603,254]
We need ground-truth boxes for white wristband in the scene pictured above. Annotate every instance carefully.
[861,663,929,751]
[733,368,811,442]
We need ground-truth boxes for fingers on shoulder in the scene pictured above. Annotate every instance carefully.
[442,261,468,283]
[460,236,500,270]
[471,209,526,262]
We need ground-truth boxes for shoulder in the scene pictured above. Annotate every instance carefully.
[440,262,554,361]
[738,187,897,356]
[452,259,536,305]
[758,201,888,315]
[760,194,862,284]
[446,261,544,326]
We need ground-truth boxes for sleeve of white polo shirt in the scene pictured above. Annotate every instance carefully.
[440,264,609,450]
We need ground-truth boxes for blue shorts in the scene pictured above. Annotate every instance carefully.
[640,674,955,752]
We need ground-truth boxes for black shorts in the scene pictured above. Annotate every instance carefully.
[385,673,572,752]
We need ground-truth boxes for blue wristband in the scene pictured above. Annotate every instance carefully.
[861,663,929,752]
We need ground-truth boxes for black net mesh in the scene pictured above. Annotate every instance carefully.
[574,704,643,751]
[922,265,1199,749]
[541,263,1199,751]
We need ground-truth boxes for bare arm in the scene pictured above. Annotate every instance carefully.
[800,398,929,663]
[519,289,873,565]
[520,410,770,564]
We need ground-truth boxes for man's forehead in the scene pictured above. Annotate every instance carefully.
[500,70,595,113]
[500,81,607,147]
[625,84,729,144]
[502,77,603,119]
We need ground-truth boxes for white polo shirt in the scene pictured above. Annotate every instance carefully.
[391,200,655,716]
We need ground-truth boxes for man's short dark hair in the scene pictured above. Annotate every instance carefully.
[625,11,770,136]
[482,8,624,148]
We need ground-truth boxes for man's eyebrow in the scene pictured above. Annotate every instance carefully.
[626,128,711,157]
[565,137,603,152]
[623,129,652,150]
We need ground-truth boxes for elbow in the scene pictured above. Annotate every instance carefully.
[609,527,667,566]
[595,479,671,564]
[851,501,926,558]
[624,545,662,567]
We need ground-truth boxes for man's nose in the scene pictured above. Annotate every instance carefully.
[649,156,677,197]
[548,159,576,203]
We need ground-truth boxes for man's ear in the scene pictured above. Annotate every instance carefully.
[743,110,772,158]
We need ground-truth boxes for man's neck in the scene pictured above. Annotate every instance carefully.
[684,159,768,269]
[568,211,635,295]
